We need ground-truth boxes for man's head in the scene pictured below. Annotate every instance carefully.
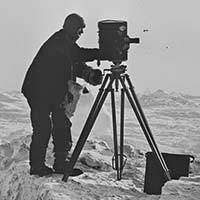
[63,13,86,42]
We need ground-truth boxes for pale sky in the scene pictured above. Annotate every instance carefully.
[1,0,200,95]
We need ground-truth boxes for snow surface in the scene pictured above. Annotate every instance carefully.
[0,90,200,199]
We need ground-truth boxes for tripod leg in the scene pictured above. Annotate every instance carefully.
[110,88,120,180]
[125,74,159,148]
[120,86,125,179]
[62,74,115,182]
[118,75,171,181]
[125,74,170,174]
[124,74,171,180]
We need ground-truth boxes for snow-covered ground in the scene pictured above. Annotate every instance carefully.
[0,90,200,199]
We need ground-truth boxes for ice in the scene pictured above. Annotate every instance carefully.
[0,90,200,199]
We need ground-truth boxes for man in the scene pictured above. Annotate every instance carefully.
[21,13,102,177]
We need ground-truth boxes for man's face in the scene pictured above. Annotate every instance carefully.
[74,26,85,41]
[63,14,86,42]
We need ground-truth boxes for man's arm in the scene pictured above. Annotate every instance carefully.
[74,62,102,86]
[74,44,100,62]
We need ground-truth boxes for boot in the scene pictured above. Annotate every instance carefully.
[53,152,83,176]
[30,163,53,177]
[53,161,83,176]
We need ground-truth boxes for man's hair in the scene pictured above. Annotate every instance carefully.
[63,13,85,30]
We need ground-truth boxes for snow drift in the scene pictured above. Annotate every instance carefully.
[0,134,200,200]
[0,90,200,199]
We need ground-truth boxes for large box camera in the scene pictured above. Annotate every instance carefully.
[98,20,139,63]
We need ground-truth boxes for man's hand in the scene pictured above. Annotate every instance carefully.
[88,69,103,86]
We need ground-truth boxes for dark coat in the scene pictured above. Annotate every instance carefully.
[22,29,98,103]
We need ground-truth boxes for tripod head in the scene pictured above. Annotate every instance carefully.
[102,64,127,92]
[103,64,127,75]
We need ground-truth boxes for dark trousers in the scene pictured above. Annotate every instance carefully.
[27,98,72,168]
